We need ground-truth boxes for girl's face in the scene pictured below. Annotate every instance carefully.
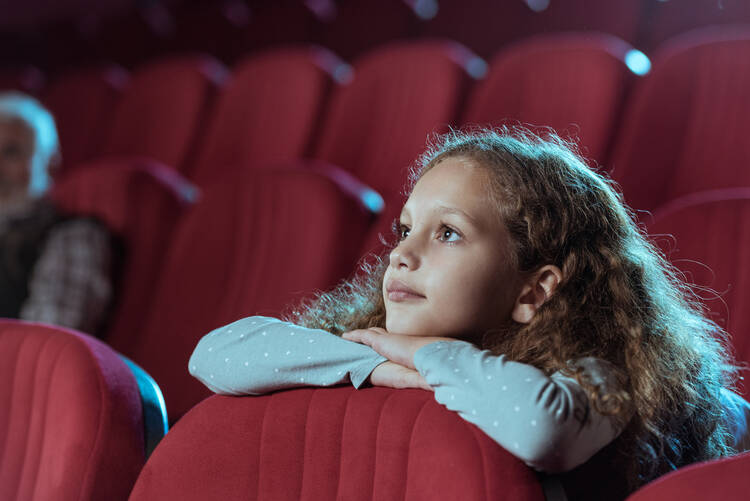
[383,156,523,340]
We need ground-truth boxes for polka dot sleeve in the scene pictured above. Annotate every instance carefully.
[189,316,387,395]
[414,340,628,473]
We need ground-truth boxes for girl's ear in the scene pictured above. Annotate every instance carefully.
[511,265,563,324]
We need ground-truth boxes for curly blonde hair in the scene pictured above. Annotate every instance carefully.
[284,126,738,490]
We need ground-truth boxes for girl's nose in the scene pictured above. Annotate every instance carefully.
[389,241,419,270]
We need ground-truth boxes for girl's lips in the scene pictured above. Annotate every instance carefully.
[385,279,425,302]
[387,290,426,302]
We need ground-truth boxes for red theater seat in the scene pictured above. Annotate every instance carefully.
[129,387,545,501]
[189,46,348,185]
[314,40,483,257]
[610,27,750,213]
[526,0,644,46]
[120,167,375,420]
[462,32,638,164]
[50,159,197,348]
[42,65,129,173]
[0,320,145,501]
[624,450,750,501]
[645,0,750,50]
[99,55,227,172]
[647,189,750,397]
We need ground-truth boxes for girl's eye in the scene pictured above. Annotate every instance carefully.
[392,219,410,241]
[438,225,461,243]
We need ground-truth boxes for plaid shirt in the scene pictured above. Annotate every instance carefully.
[17,216,113,335]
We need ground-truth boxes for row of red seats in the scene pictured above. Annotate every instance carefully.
[6,27,749,215]
[6,26,749,420]
[3,0,750,70]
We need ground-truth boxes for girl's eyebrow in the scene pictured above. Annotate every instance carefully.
[435,205,479,226]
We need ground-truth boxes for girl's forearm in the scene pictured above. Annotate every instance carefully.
[414,340,627,473]
[189,316,388,395]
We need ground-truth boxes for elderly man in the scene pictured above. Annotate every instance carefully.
[0,92,113,334]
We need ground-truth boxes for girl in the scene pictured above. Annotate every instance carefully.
[190,127,750,498]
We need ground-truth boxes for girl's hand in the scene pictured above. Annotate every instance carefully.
[369,361,432,391]
[342,327,456,369]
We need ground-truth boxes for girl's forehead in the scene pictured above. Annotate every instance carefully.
[404,158,496,221]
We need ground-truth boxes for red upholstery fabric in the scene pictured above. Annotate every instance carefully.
[625,450,750,501]
[0,319,144,501]
[419,0,642,58]
[42,65,129,172]
[610,27,750,213]
[645,1,750,50]
[129,387,545,501]
[314,40,479,257]
[124,167,374,420]
[50,159,196,347]
[190,46,345,185]
[525,1,644,46]
[647,190,750,396]
[463,32,635,164]
[99,55,227,171]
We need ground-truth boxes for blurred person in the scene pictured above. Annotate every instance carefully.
[0,91,113,334]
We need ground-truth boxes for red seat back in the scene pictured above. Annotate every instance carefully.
[42,65,128,172]
[610,27,750,213]
[625,450,750,501]
[129,387,545,501]
[100,55,227,171]
[463,32,636,164]
[190,46,346,185]
[314,40,480,256]
[648,189,750,397]
[0,320,144,501]
[50,159,197,349]
[645,1,750,50]
[124,166,374,420]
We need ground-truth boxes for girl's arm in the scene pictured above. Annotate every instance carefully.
[414,340,629,473]
[189,316,388,395]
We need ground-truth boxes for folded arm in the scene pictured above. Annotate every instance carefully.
[189,316,388,395]
[414,341,629,473]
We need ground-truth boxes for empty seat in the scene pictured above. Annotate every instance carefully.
[0,320,145,500]
[42,65,129,173]
[525,0,644,46]
[647,189,750,396]
[610,27,750,213]
[462,32,640,164]
[644,1,750,50]
[117,167,375,420]
[314,40,484,256]
[625,450,750,501]
[129,387,545,501]
[99,55,227,172]
[189,46,348,185]
[50,159,197,350]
